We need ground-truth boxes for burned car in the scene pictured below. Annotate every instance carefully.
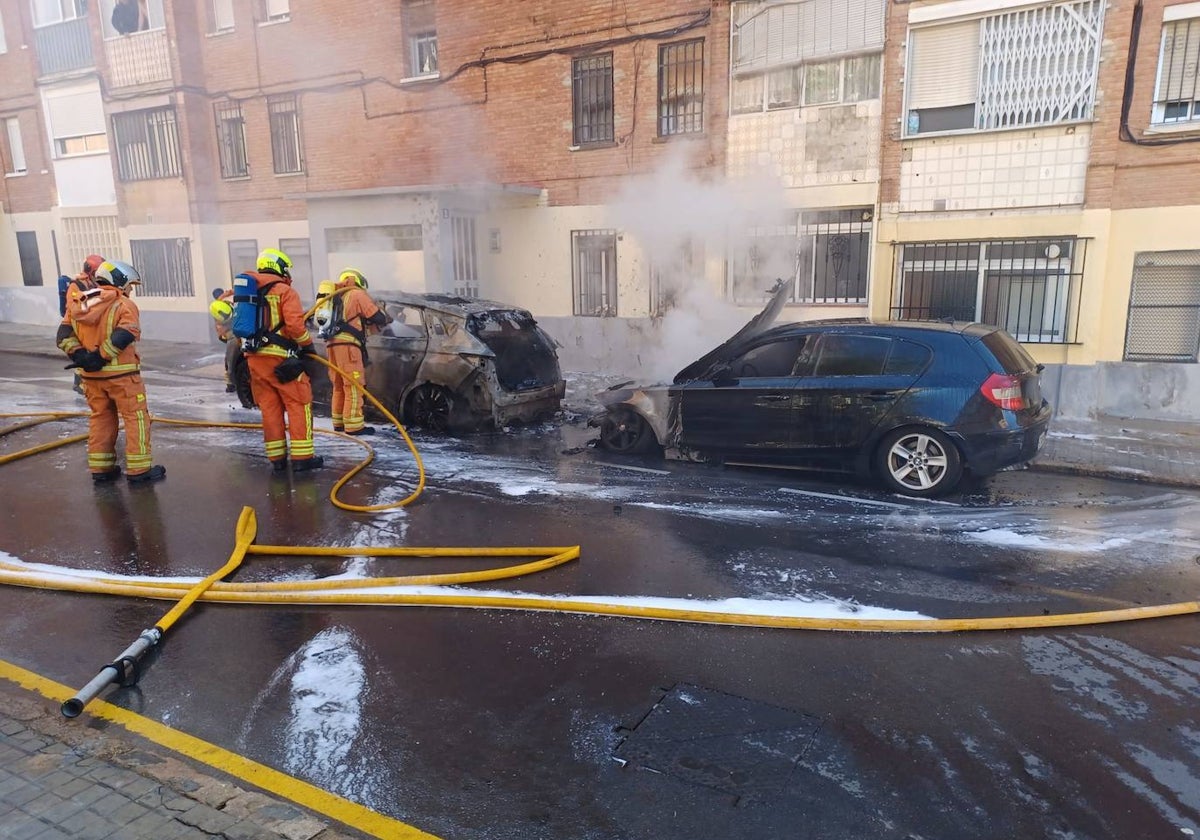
[231,292,565,431]
[593,281,1052,497]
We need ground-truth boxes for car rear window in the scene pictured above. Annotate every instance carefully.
[980,330,1038,373]
[884,340,932,376]
[813,335,891,376]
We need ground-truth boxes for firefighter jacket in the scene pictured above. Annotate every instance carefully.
[56,286,142,380]
[326,280,388,350]
[244,271,314,359]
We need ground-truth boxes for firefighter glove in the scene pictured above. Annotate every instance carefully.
[274,356,305,384]
[68,349,105,372]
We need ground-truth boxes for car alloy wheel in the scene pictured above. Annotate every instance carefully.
[599,407,654,454]
[877,427,963,497]
[408,385,454,433]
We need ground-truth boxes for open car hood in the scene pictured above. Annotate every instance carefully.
[673,279,791,384]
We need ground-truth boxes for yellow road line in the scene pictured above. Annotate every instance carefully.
[0,657,441,840]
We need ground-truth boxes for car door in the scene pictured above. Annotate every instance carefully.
[791,334,929,459]
[677,335,812,454]
[365,303,430,414]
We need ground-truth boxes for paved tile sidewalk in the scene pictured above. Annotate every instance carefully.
[0,680,365,840]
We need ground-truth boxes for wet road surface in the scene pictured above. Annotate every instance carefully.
[2,354,1199,839]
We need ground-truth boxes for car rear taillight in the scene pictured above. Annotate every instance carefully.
[981,373,1027,410]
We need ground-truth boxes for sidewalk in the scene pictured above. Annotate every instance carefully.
[2,320,1198,490]
[0,674,368,840]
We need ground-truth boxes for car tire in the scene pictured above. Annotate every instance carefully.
[876,427,963,497]
[233,356,257,410]
[598,407,655,455]
[406,384,455,433]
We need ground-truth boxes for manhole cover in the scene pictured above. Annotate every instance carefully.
[613,684,821,804]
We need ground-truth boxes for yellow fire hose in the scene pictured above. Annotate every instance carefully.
[60,507,258,717]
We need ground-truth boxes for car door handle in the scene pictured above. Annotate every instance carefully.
[758,395,790,402]
[868,390,899,402]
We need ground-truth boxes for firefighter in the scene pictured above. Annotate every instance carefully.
[322,268,391,435]
[62,254,106,394]
[209,287,239,393]
[241,248,323,473]
[56,260,165,484]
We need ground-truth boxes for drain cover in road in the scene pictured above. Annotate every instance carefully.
[613,683,821,803]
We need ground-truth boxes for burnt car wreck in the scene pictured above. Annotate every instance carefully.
[592,280,1052,497]
[231,292,565,432]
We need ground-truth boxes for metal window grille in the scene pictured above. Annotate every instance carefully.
[573,53,614,145]
[411,32,438,75]
[658,39,704,136]
[572,230,618,317]
[975,0,1104,130]
[1124,251,1200,363]
[796,208,872,303]
[112,107,181,181]
[451,214,478,297]
[268,95,303,174]
[650,240,700,317]
[1153,19,1200,124]
[62,216,121,273]
[130,238,194,298]
[890,238,1086,344]
[326,225,423,252]
[213,101,248,179]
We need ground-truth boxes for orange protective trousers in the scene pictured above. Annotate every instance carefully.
[246,353,315,463]
[326,343,366,432]
[84,374,153,476]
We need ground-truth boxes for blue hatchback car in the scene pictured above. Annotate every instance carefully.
[594,283,1052,497]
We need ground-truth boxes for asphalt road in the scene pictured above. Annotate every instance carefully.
[1,354,1199,840]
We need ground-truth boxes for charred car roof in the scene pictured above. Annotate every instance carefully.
[376,292,536,320]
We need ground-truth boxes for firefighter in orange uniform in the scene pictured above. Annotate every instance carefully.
[63,254,106,394]
[241,248,323,473]
[321,269,391,435]
[56,260,165,484]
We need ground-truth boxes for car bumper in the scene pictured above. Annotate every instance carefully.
[492,379,565,425]
[953,415,1051,476]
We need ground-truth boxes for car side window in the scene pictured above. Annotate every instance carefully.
[884,339,932,376]
[382,304,427,338]
[727,337,810,378]
[812,335,891,376]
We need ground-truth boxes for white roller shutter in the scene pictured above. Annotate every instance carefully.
[46,91,106,139]
[907,21,981,110]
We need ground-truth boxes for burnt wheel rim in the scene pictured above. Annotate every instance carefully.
[411,386,452,432]
[601,411,644,452]
[886,433,949,491]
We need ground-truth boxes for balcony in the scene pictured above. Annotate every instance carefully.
[105,28,172,89]
[34,18,94,77]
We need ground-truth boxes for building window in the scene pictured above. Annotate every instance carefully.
[262,0,288,22]
[905,0,1104,136]
[130,238,194,297]
[227,239,257,275]
[62,216,121,272]
[450,214,478,298]
[734,54,880,114]
[658,39,704,136]
[4,117,26,174]
[214,101,248,178]
[112,106,181,181]
[46,88,108,158]
[402,0,437,77]
[730,209,873,305]
[100,0,165,37]
[327,225,423,252]
[16,232,42,287]
[891,238,1086,344]
[279,238,313,297]
[572,230,618,317]
[209,0,234,32]
[572,53,614,146]
[1153,17,1200,124]
[31,0,87,27]
[1125,251,1200,362]
[1,8,8,53]
[267,95,303,174]
[650,240,701,317]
